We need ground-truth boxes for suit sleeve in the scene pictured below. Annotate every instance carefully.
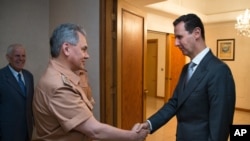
[147,66,188,134]
[208,64,235,141]
[147,93,178,134]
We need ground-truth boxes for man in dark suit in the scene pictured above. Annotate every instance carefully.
[0,43,34,141]
[139,14,236,141]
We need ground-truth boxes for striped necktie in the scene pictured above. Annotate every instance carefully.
[186,62,196,84]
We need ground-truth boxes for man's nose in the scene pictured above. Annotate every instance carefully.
[175,39,180,46]
[85,52,90,59]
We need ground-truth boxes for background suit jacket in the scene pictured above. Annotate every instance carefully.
[148,50,235,141]
[0,65,34,141]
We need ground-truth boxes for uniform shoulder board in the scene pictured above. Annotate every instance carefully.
[61,74,72,87]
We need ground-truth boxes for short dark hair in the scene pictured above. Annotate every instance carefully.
[173,13,205,40]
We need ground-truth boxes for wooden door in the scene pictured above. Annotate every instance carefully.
[165,34,185,102]
[100,0,117,125]
[117,0,146,129]
[146,39,158,97]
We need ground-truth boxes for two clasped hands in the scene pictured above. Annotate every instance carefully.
[131,121,150,141]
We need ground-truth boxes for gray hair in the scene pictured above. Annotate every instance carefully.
[6,43,24,55]
[49,23,86,58]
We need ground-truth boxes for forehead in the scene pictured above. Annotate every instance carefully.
[174,22,186,33]
[174,22,191,38]
[12,47,25,54]
[77,32,88,47]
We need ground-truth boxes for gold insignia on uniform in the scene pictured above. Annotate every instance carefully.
[61,74,72,87]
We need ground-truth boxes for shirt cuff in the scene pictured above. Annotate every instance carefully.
[146,120,152,131]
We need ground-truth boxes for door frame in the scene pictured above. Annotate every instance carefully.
[100,0,117,125]
[117,0,147,128]
[146,39,158,97]
[100,0,147,128]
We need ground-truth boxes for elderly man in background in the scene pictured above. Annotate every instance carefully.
[0,43,34,141]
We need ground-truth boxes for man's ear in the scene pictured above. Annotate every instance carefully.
[193,27,201,39]
[61,42,71,56]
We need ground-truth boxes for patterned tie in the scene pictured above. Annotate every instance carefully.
[186,62,196,84]
[17,73,26,96]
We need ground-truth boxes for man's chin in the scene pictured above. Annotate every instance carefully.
[74,66,85,71]
[13,66,24,71]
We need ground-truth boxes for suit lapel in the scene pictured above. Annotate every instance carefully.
[4,66,26,97]
[177,51,214,108]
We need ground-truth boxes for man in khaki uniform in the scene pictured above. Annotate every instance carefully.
[32,23,149,141]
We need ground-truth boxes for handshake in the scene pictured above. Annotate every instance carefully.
[131,122,151,141]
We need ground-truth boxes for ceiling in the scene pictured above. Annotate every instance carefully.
[125,0,250,23]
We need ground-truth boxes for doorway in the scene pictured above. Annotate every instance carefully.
[165,33,186,102]
[100,0,146,129]
[100,0,185,130]
[146,39,158,97]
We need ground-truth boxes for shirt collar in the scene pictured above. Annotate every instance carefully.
[8,65,23,77]
[192,47,210,65]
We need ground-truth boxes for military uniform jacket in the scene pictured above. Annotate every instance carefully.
[33,59,93,141]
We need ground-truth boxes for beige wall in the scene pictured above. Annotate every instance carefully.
[49,0,101,119]
[147,12,250,110]
[0,0,101,119]
[0,0,49,84]
[206,22,250,110]
[147,12,175,33]
[147,31,167,97]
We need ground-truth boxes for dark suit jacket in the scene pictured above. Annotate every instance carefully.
[0,65,34,141]
[148,51,235,141]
